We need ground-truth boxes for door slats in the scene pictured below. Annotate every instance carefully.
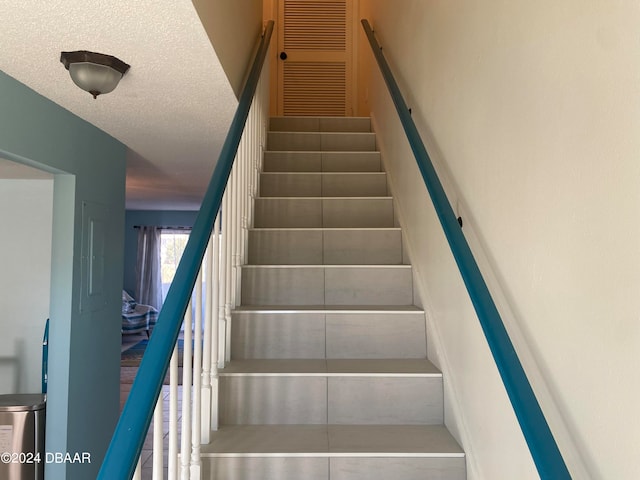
[283,62,346,116]
[279,0,351,116]
[284,0,346,51]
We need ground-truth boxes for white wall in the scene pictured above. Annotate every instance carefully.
[192,0,264,98]
[0,179,53,394]
[361,1,639,479]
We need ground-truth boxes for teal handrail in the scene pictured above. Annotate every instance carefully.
[98,20,274,480]
[361,19,570,479]
[42,318,49,396]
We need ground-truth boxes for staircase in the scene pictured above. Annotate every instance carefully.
[200,117,466,480]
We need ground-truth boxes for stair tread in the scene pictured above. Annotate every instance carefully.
[249,227,401,231]
[256,195,392,199]
[269,131,375,135]
[234,305,424,312]
[264,150,379,154]
[264,151,380,157]
[220,359,441,376]
[202,425,463,457]
[261,171,386,174]
[268,133,376,138]
[242,264,410,269]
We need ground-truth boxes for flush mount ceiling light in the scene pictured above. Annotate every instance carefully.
[60,50,130,99]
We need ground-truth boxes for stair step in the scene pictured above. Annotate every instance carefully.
[260,172,389,197]
[248,228,403,265]
[269,116,371,132]
[268,132,376,151]
[219,360,442,425]
[263,151,382,172]
[241,265,413,306]
[231,307,427,359]
[254,197,395,228]
[203,424,463,456]
[220,358,440,375]
[234,305,425,312]
[201,426,465,480]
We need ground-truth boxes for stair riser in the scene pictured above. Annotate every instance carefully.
[260,173,388,197]
[219,376,326,424]
[202,458,328,480]
[219,376,443,425]
[327,314,426,358]
[268,132,376,152]
[270,116,371,132]
[263,151,382,173]
[248,229,403,265]
[254,198,395,228]
[231,312,427,359]
[202,457,465,480]
[330,458,466,480]
[241,267,413,306]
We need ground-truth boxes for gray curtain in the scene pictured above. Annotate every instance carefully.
[135,226,163,309]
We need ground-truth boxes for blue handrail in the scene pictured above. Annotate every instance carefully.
[98,20,274,480]
[361,19,570,479]
[42,318,49,397]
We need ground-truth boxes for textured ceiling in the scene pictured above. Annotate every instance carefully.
[0,0,237,210]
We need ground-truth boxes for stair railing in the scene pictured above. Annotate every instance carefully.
[98,20,273,480]
[361,19,571,480]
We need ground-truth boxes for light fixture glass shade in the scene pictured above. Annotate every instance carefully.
[60,51,130,99]
[68,62,123,98]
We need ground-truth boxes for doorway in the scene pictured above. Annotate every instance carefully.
[0,159,53,394]
[273,0,357,116]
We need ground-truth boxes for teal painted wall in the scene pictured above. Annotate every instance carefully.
[0,71,127,480]
[122,210,198,297]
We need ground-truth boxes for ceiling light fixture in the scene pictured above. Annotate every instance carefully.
[60,50,130,99]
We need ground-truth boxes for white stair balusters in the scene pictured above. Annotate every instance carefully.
[168,344,179,480]
[228,159,239,358]
[200,237,213,444]
[219,191,230,370]
[137,57,269,479]
[209,214,220,432]
[180,302,192,480]
[224,180,233,365]
[133,459,142,480]
[152,395,163,480]
[190,268,203,478]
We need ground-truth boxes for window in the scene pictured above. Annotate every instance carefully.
[160,229,190,301]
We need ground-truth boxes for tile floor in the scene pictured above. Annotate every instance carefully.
[120,380,184,479]
[120,335,184,480]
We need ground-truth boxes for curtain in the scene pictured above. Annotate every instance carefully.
[135,226,163,309]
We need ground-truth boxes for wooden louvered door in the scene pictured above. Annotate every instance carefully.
[277,0,354,116]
